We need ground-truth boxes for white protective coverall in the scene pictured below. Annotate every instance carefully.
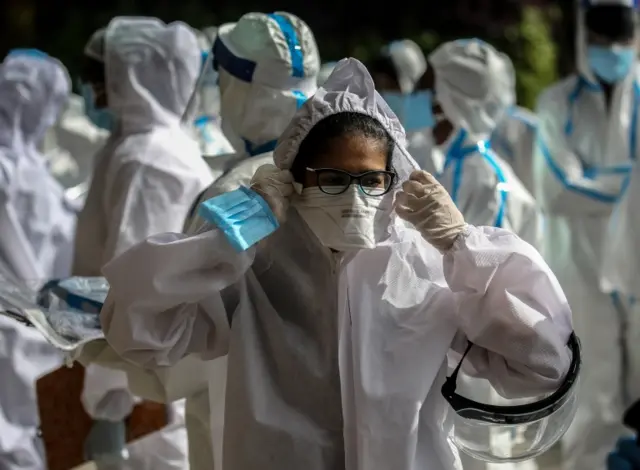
[99,58,574,470]
[72,17,213,469]
[0,51,77,281]
[490,106,538,195]
[431,40,542,249]
[533,1,640,469]
[42,93,109,193]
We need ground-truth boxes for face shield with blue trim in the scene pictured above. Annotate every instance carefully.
[193,12,320,157]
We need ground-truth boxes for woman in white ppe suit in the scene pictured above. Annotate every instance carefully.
[99,58,573,470]
[534,2,640,469]
[0,50,77,281]
[418,39,541,249]
[183,11,320,229]
[72,17,213,470]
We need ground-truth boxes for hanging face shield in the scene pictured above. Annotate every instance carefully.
[442,333,581,462]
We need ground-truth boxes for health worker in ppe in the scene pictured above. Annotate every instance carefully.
[71,16,213,470]
[416,39,542,249]
[0,49,69,470]
[99,57,575,470]
[191,26,235,158]
[183,11,320,231]
[490,106,538,194]
[0,49,77,281]
[533,1,640,469]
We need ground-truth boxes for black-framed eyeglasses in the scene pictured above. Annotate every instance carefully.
[441,332,581,425]
[306,167,397,197]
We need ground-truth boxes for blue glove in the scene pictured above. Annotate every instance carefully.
[608,437,640,470]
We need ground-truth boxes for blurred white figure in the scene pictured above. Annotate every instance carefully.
[418,39,542,470]
[533,1,640,469]
[0,48,68,470]
[0,49,77,281]
[490,106,538,194]
[422,39,541,249]
[72,17,213,470]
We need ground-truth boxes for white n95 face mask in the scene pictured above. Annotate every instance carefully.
[294,184,392,251]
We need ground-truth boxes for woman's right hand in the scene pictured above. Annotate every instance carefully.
[250,164,294,222]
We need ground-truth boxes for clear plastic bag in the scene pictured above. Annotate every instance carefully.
[0,274,106,350]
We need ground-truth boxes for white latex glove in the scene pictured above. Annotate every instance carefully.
[395,170,466,252]
[250,164,294,222]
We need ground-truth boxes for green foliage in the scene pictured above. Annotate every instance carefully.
[503,6,559,109]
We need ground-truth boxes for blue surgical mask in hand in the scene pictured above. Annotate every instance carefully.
[81,84,115,131]
[198,186,280,252]
[587,45,635,84]
[381,90,435,132]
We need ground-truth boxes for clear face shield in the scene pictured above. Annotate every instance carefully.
[442,333,582,463]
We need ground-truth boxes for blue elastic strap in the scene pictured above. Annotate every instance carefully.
[440,131,507,228]
[292,90,307,109]
[478,142,508,228]
[198,186,279,252]
[268,13,304,78]
[439,130,474,205]
[194,116,219,143]
[6,48,49,61]
[537,136,621,203]
[212,36,256,83]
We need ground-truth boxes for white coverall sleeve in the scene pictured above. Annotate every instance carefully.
[102,160,198,263]
[100,226,255,368]
[534,90,627,215]
[444,225,573,398]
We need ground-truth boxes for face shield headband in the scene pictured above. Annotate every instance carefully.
[441,332,582,425]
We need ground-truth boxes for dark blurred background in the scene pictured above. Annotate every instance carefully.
[0,0,575,109]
